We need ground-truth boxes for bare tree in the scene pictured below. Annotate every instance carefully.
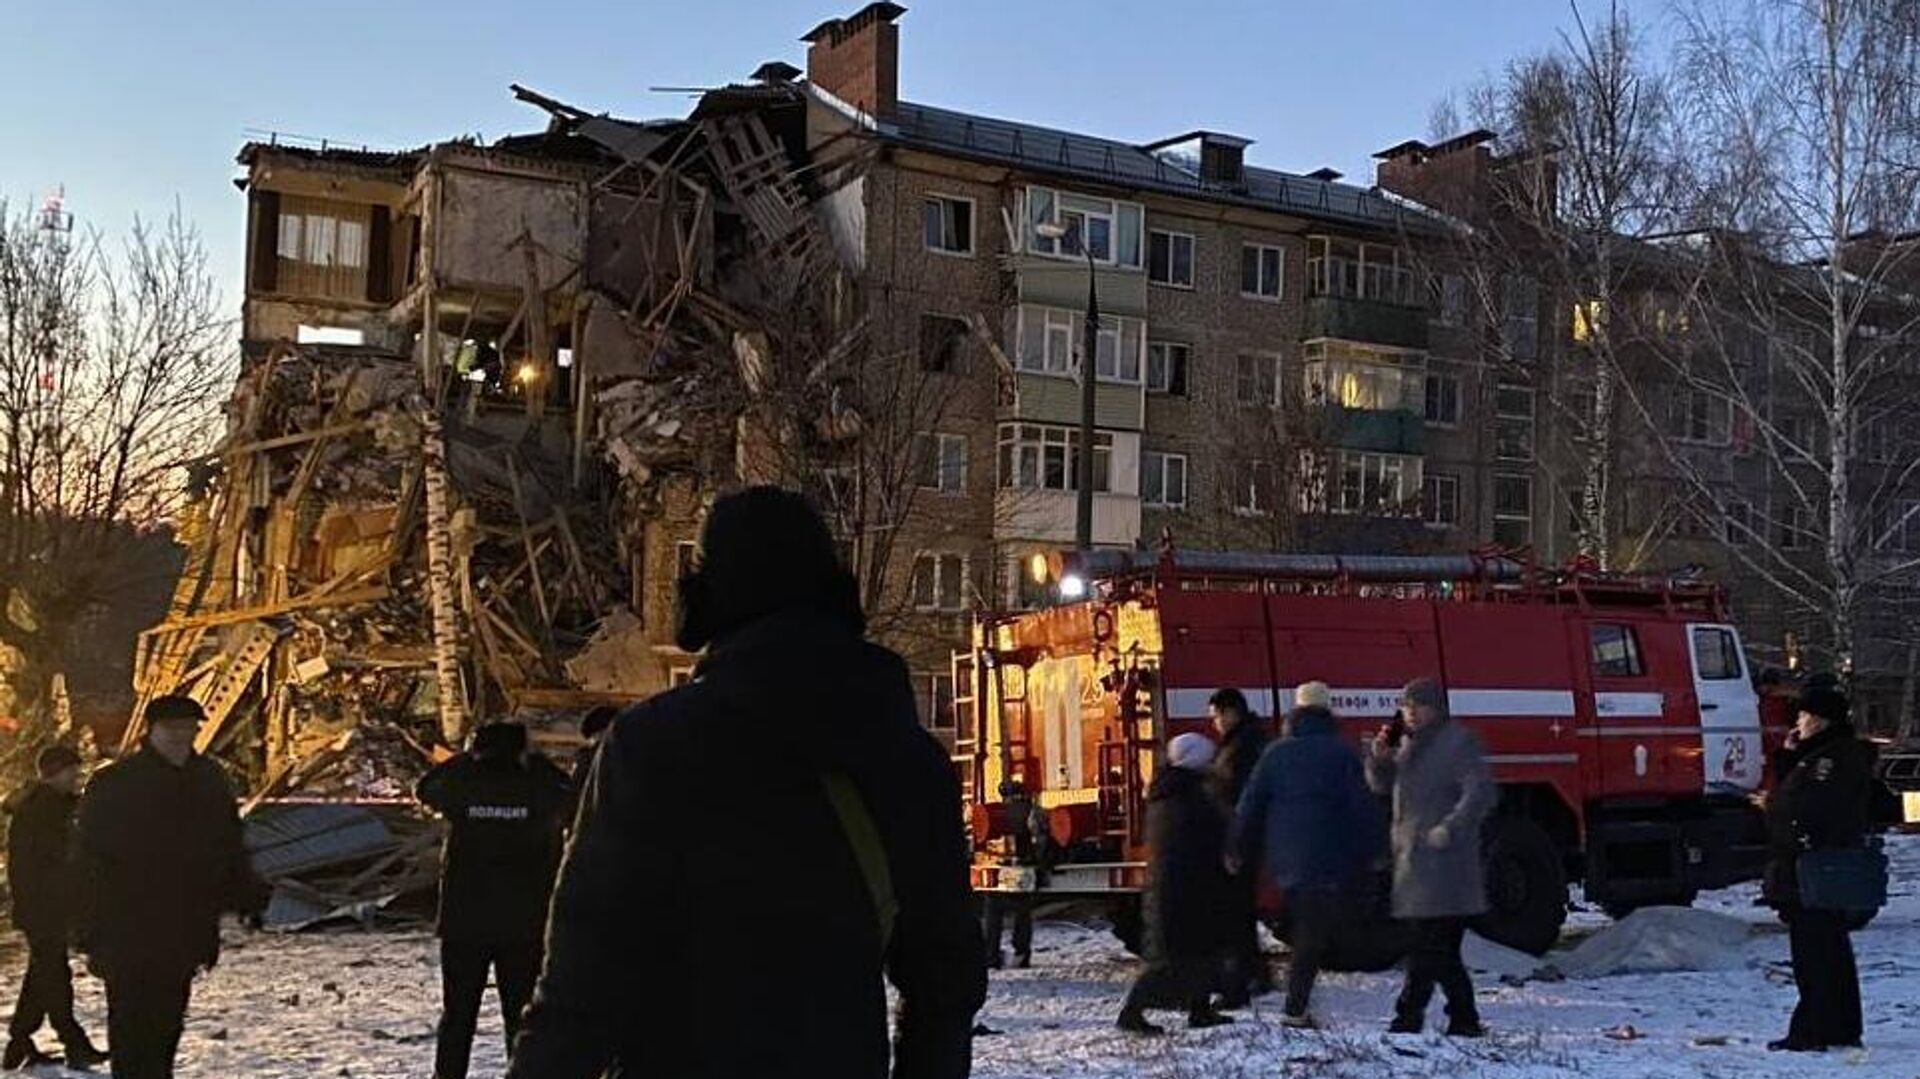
[1652,0,1920,682]
[0,202,233,727]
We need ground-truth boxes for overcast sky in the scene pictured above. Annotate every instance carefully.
[2,0,1665,295]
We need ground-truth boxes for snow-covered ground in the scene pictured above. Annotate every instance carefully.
[6,836,1916,1077]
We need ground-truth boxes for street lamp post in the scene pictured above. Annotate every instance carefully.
[1037,222,1100,554]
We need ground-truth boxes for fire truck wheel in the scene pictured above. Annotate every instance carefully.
[1109,895,1144,955]
[1473,817,1568,956]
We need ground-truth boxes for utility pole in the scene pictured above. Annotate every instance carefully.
[1075,244,1098,552]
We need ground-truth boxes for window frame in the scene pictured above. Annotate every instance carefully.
[1240,242,1285,301]
[1591,623,1647,678]
[1692,626,1744,681]
[1421,472,1460,529]
[996,423,1113,493]
[1024,185,1144,269]
[911,552,969,612]
[1146,340,1191,396]
[1423,371,1462,427]
[1015,305,1145,384]
[1494,383,1536,462]
[915,432,969,494]
[1233,459,1274,516]
[1141,450,1190,509]
[922,193,977,256]
[1147,229,1196,288]
[1234,352,1282,408]
[917,312,970,373]
[1492,472,1534,547]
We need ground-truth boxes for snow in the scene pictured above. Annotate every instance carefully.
[5,836,1916,1078]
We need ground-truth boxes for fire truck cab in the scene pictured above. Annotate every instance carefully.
[955,548,1784,959]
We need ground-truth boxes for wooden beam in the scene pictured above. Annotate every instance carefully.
[147,586,390,633]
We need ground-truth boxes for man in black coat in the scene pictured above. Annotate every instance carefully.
[1759,679,1876,1053]
[416,721,573,1079]
[1117,733,1235,1035]
[5,745,106,1069]
[1207,687,1271,1005]
[78,696,266,1079]
[506,487,985,1079]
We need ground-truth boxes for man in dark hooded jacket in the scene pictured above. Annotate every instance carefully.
[506,487,985,1079]
[5,744,106,1069]
[1207,687,1271,1005]
[78,695,266,1079]
[417,720,573,1079]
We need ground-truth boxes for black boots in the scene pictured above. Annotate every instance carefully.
[2,1038,58,1070]
[62,1036,109,1069]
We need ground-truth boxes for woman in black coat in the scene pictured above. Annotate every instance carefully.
[1117,733,1235,1035]
[1759,680,1875,1053]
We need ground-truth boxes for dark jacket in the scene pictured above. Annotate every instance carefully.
[1365,714,1495,919]
[1234,706,1384,893]
[77,747,264,977]
[6,782,79,938]
[507,610,986,1079]
[1210,711,1270,814]
[416,751,574,942]
[1142,766,1233,964]
[1763,725,1876,907]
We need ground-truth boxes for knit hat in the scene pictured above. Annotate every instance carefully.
[1402,677,1446,713]
[1296,680,1332,710]
[675,486,862,651]
[1167,732,1217,771]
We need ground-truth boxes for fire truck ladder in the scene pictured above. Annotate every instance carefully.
[950,648,979,803]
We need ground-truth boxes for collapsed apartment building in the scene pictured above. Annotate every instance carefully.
[128,65,938,816]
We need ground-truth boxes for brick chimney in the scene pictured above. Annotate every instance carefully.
[1374,130,1497,219]
[802,2,906,119]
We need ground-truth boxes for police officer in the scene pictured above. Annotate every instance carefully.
[417,721,573,1079]
[1759,678,1875,1052]
[983,778,1046,969]
[5,745,107,1069]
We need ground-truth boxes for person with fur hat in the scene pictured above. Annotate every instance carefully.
[4,744,106,1069]
[77,695,266,1079]
[1234,681,1383,1028]
[416,720,574,1079]
[1759,675,1875,1052]
[1116,732,1237,1035]
[508,487,985,1079]
[1366,677,1494,1037]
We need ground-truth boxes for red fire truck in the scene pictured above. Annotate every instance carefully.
[956,548,1786,962]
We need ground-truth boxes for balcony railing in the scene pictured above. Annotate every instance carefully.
[1303,294,1430,350]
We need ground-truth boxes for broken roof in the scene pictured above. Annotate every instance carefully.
[880,98,1445,235]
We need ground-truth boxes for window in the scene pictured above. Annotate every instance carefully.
[1024,186,1144,269]
[275,195,370,300]
[1781,504,1810,550]
[1493,473,1533,547]
[1725,501,1752,546]
[918,313,969,373]
[1501,274,1538,361]
[1015,305,1144,383]
[1146,341,1190,396]
[1234,460,1274,515]
[1669,387,1732,445]
[1591,624,1646,678]
[1141,451,1189,509]
[1306,237,1416,304]
[1422,473,1460,528]
[1148,230,1195,288]
[1241,243,1284,300]
[919,673,956,731]
[1328,451,1421,515]
[1495,384,1535,461]
[912,553,967,611]
[922,195,974,255]
[1235,353,1281,407]
[1011,552,1053,610]
[1692,627,1743,681]
[1433,272,1469,326]
[1301,342,1424,411]
[669,666,696,687]
[915,433,968,493]
[1424,372,1462,426]
[996,423,1111,493]
[1571,299,1605,344]
[1874,498,1920,551]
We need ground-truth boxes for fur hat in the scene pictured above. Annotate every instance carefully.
[1296,680,1332,710]
[1167,732,1217,771]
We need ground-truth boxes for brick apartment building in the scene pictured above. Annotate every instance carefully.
[217,2,1920,741]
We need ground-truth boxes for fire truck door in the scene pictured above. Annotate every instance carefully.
[1686,624,1763,793]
